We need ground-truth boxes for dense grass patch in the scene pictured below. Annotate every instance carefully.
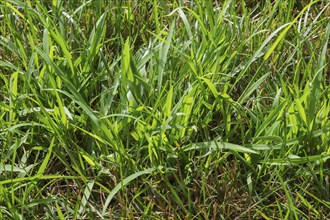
[1,0,330,219]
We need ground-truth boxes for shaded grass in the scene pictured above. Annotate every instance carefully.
[0,0,330,219]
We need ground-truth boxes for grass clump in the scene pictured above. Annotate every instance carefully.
[0,0,330,219]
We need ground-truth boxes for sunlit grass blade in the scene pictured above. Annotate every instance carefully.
[184,141,258,154]
[1,0,329,218]
[264,0,319,60]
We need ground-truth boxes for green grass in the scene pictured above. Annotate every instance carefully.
[0,0,330,219]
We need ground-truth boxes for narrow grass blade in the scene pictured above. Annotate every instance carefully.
[36,137,55,175]
[264,0,319,60]
[237,72,270,105]
[102,167,157,215]
[184,141,258,154]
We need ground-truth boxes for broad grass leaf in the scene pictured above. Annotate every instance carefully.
[163,85,173,118]
[37,137,55,175]
[184,141,258,154]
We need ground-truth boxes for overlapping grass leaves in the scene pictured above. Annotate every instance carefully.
[0,0,329,219]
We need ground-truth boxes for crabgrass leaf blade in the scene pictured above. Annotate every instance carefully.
[37,137,55,176]
[163,84,173,118]
[157,20,175,92]
[102,167,157,215]
[51,28,74,77]
[79,180,94,215]
[262,154,330,165]
[308,21,330,128]
[198,77,218,97]
[0,165,26,174]
[264,0,319,60]
[255,101,287,137]
[81,154,96,167]
[184,141,258,154]
[87,10,107,66]
[238,72,270,104]
[295,98,307,127]
[55,202,65,220]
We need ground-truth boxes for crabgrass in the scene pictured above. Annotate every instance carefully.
[0,0,330,219]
